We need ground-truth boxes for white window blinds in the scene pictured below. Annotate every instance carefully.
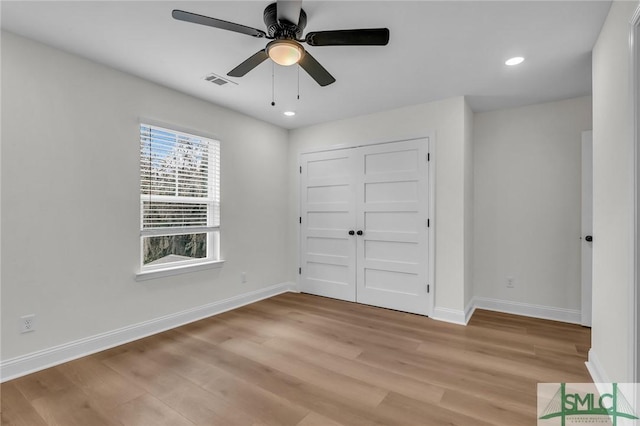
[140,124,220,237]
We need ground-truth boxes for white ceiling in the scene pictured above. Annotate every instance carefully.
[1,1,611,129]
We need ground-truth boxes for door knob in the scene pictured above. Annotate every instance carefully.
[356,230,363,236]
[348,230,355,235]
[585,235,593,242]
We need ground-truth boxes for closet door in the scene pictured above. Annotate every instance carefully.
[300,149,357,301]
[355,140,430,315]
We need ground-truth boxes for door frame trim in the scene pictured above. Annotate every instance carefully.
[581,130,593,327]
[297,135,436,316]
[631,2,640,383]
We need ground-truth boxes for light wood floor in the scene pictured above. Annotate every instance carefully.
[1,292,591,426]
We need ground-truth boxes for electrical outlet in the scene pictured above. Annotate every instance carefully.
[507,277,515,288]
[241,272,247,283]
[20,314,36,333]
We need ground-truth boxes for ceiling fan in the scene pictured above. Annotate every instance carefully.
[172,0,390,87]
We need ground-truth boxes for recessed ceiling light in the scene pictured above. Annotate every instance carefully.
[284,111,296,117]
[505,56,525,66]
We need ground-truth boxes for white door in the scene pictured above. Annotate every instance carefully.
[581,130,593,327]
[300,149,357,301]
[356,140,430,315]
[300,139,431,316]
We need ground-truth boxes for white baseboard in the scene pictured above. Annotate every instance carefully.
[586,349,611,384]
[431,306,468,325]
[472,296,582,324]
[431,299,476,325]
[0,282,296,383]
[464,298,477,324]
[431,299,477,326]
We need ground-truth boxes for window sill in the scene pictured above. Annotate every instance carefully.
[135,259,225,282]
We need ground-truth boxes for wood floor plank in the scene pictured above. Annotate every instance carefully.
[151,331,312,425]
[158,379,265,426]
[270,296,548,360]
[101,350,191,399]
[113,394,196,426]
[219,337,390,408]
[30,387,120,426]
[11,368,73,402]
[167,328,407,425]
[200,374,310,426]
[169,331,397,425]
[213,309,364,359]
[267,295,434,335]
[261,337,444,404]
[0,383,48,426]
[438,388,536,425]
[246,304,423,353]
[55,356,146,409]
[179,314,269,346]
[469,310,589,350]
[415,339,590,383]
[296,411,345,426]
[376,391,495,426]
[1,293,592,426]
[118,332,228,388]
[356,345,538,413]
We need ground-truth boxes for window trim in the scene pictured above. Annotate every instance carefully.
[135,259,225,282]
[138,121,222,279]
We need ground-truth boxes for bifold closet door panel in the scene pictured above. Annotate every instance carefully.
[300,149,357,302]
[300,139,431,315]
[355,140,430,315]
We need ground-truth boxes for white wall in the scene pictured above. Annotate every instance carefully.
[473,97,592,316]
[1,32,290,361]
[590,0,638,382]
[288,97,472,315]
[464,101,474,309]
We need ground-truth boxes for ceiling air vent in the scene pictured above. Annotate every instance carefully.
[203,73,237,86]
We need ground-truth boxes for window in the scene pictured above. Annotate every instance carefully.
[139,123,220,276]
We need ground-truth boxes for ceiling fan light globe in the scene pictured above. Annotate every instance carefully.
[267,40,304,66]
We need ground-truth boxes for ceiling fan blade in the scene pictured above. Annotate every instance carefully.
[172,10,266,38]
[298,50,335,87]
[227,50,269,77]
[305,28,389,46]
[276,0,302,25]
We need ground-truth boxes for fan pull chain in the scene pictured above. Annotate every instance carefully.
[271,62,275,106]
[297,65,300,100]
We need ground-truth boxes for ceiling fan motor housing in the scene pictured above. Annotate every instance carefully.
[263,2,307,39]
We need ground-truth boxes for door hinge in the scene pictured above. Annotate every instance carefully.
[299,166,302,174]
[427,284,430,293]
[299,267,302,275]
[299,216,302,224]
[427,153,430,162]
[427,219,430,228]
